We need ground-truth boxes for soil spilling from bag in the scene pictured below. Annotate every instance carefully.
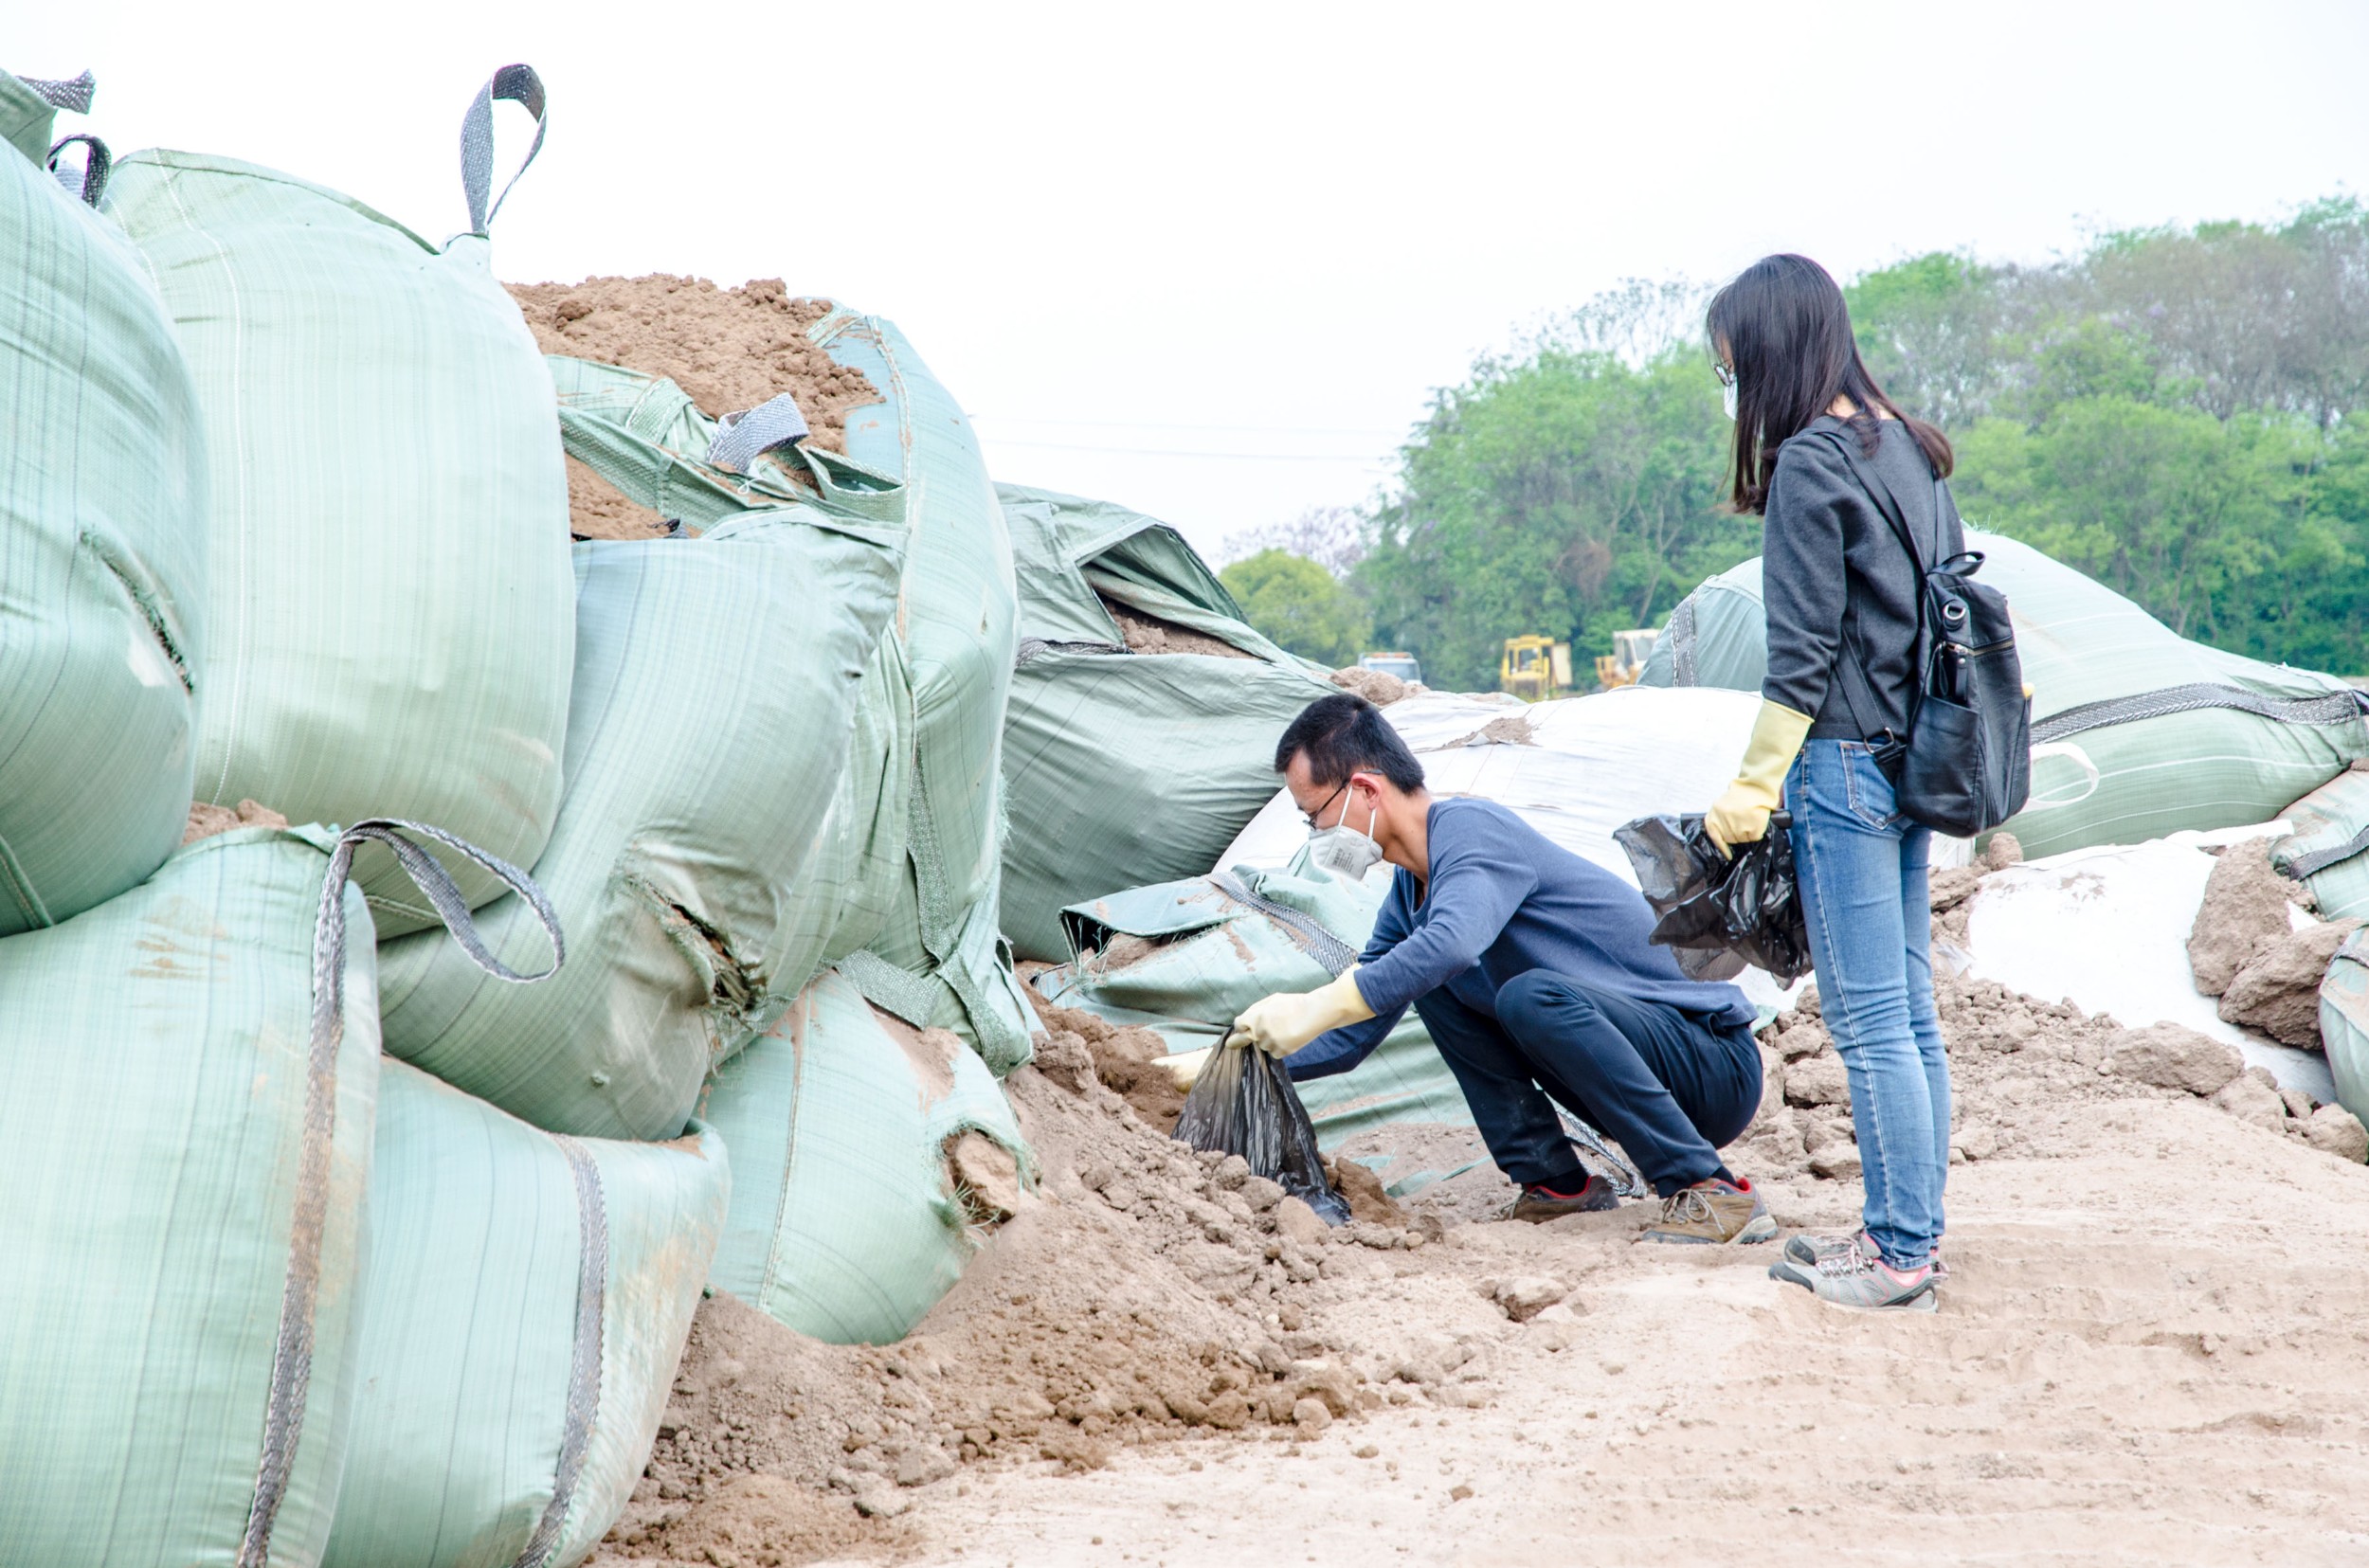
[1101,598,1255,659]
[593,841,2369,1567]
[508,275,886,540]
[183,799,288,844]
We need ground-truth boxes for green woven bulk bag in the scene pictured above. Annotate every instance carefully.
[537,351,919,1030]
[2274,767,2369,921]
[702,967,1029,1344]
[375,393,906,1138]
[1640,532,2369,856]
[102,68,576,935]
[322,1061,727,1568]
[2324,929,2369,1127]
[815,314,1037,1073]
[996,484,1336,963]
[0,70,206,936]
[0,826,378,1567]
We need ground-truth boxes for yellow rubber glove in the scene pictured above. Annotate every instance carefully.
[1705,699,1814,856]
[1223,967,1376,1059]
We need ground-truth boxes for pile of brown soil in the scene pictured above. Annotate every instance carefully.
[2185,836,2360,1049]
[1735,840,2369,1193]
[507,275,887,540]
[595,1043,1420,1565]
[1329,665,1409,706]
[1102,598,1256,659]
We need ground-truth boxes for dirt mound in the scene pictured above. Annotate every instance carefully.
[1735,849,2363,1194]
[595,1050,1413,1564]
[508,275,887,540]
[1021,986,1186,1134]
[2189,836,2311,994]
[1329,665,1408,706]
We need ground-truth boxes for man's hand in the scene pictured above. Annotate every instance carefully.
[1223,968,1375,1059]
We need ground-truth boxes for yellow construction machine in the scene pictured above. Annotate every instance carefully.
[1594,628,1658,690]
[1499,636,1573,702]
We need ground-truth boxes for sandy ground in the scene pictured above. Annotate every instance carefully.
[826,1090,2369,1568]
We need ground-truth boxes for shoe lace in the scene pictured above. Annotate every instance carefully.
[1815,1236,1880,1278]
[1658,1187,1717,1227]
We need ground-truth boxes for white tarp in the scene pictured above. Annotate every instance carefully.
[1960,822,2334,1098]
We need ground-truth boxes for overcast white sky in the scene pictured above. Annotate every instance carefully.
[19,2,2364,559]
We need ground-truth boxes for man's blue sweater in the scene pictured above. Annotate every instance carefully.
[1287,797,1755,1079]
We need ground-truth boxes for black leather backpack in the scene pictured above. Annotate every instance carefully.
[1814,430,2031,838]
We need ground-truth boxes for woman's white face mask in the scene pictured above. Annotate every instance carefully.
[1307,784,1385,880]
[1722,374,1740,422]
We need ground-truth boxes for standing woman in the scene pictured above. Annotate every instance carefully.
[1701,255,1962,1313]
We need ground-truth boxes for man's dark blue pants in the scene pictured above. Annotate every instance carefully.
[1414,970,1763,1198]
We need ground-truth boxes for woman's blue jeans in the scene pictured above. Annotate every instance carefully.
[1785,739,1949,1270]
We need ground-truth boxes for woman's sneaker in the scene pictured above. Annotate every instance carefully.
[1782,1230,1948,1281]
[1769,1235,1939,1312]
[1638,1178,1776,1245]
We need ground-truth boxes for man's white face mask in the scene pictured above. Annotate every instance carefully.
[1307,782,1385,881]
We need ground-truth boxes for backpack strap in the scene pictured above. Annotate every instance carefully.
[1803,425,1939,759]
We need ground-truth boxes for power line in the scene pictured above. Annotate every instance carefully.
[970,413,1404,439]
[979,437,1393,463]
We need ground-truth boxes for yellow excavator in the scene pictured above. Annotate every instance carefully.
[1498,636,1573,702]
[1500,630,1657,700]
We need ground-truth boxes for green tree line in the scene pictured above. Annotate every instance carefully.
[1224,199,2369,691]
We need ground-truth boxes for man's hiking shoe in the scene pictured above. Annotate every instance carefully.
[1638,1178,1775,1245]
[1783,1230,1949,1282]
[1505,1175,1622,1222]
[1769,1235,1940,1312]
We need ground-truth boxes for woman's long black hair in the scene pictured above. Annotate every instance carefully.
[1707,253,1952,514]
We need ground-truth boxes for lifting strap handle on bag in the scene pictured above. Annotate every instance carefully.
[240,819,564,1568]
[460,63,547,237]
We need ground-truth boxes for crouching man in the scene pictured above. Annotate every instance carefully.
[1229,694,1772,1243]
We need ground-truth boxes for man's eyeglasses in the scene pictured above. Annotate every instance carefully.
[1300,780,1349,832]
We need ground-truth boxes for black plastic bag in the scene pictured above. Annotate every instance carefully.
[1615,812,1813,985]
[1172,1044,1350,1225]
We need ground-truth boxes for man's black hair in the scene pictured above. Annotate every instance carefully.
[1275,694,1426,792]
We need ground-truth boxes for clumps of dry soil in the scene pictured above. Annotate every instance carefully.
[1731,840,2369,1194]
[2186,836,2360,1049]
[183,798,289,844]
[1102,598,1256,658]
[1329,665,1410,706]
[1022,986,1187,1134]
[595,1040,1426,1566]
[509,275,887,540]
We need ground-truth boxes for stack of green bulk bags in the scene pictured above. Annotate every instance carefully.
[1639,532,2369,856]
[996,484,1337,963]
[103,67,577,933]
[700,967,1028,1344]
[0,69,206,935]
[323,1061,728,1568]
[0,826,381,1567]
[818,315,1037,1073]
[374,360,907,1140]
